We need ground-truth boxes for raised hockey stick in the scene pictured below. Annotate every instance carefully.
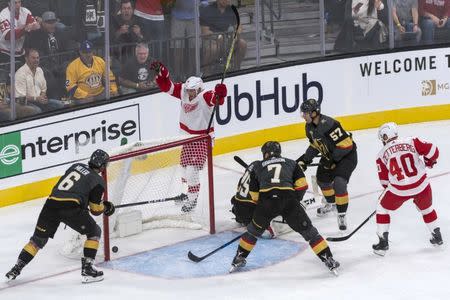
[206,5,240,133]
[188,233,244,262]
[115,194,187,209]
[326,210,376,242]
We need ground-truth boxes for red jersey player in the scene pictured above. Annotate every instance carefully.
[373,122,442,256]
[151,61,227,212]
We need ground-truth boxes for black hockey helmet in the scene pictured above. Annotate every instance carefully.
[300,98,320,114]
[261,141,281,158]
[89,149,110,170]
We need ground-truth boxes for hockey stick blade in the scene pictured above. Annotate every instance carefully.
[326,210,376,242]
[187,233,243,263]
[187,251,203,263]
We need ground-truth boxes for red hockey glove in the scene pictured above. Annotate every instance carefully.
[214,83,227,98]
[150,61,169,78]
[424,158,436,168]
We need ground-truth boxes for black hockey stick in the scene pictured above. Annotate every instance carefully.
[326,210,376,242]
[115,194,187,209]
[206,5,240,133]
[233,155,319,169]
[188,233,243,262]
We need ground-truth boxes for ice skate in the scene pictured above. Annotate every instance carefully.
[81,257,104,283]
[229,252,247,273]
[323,256,340,276]
[181,199,197,213]
[430,227,443,246]
[372,232,389,256]
[337,213,347,231]
[316,202,336,217]
[5,260,26,281]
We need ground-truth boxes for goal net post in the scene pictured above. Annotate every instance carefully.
[60,134,215,261]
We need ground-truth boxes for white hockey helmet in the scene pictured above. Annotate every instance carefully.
[378,122,398,143]
[185,76,203,91]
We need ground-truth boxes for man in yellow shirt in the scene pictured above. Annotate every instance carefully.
[66,40,118,103]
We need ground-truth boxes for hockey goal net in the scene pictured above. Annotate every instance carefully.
[60,134,215,261]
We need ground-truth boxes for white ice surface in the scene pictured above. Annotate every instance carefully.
[1,120,450,300]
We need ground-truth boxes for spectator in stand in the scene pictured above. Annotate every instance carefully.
[53,0,77,29]
[65,40,118,104]
[200,0,247,74]
[111,0,144,62]
[75,0,104,44]
[119,42,155,95]
[21,0,51,19]
[0,0,40,66]
[419,0,450,44]
[170,0,208,79]
[24,11,75,99]
[15,48,64,112]
[0,67,41,121]
[335,0,387,51]
[134,0,165,56]
[392,0,422,45]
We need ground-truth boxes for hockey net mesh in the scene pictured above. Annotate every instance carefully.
[60,135,214,259]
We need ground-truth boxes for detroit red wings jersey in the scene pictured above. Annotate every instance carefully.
[162,81,224,135]
[0,7,35,55]
[376,136,439,196]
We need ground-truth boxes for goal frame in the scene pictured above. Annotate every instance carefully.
[101,134,216,261]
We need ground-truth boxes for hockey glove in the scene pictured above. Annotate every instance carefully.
[214,83,227,98]
[150,61,169,78]
[323,159,336,170]
[424,158,436,168]
[296,154,311,171]
[103,201,115,217]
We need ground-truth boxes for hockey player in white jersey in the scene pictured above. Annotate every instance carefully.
[373,122,442,256]
[151,61,227,212]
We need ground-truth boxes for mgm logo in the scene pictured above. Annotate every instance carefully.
[421,80,449,96]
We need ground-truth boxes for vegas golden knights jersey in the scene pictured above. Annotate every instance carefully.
[249,156,308,201]
[66,56,118,99]
[233,162,258,204]
[47,163,105,211]
[303,114,355,163]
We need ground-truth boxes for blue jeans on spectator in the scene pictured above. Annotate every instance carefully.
[137,18,166,60]
[395,22,422,44]
[29,99,65,112]
[421,17,450,44]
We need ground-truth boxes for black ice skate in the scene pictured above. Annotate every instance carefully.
[372,232,389,256]
[316,202,336,217]
[5,260,26,281]
[337,213,347,231]
[81,257,104,283]
[181,199,197,213]
[229,252,247,273]
[430,227,443,246]
[322,255,340,276]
